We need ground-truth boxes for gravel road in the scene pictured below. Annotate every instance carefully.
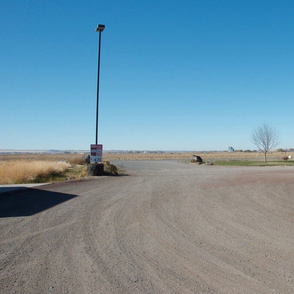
[1,160,294,294]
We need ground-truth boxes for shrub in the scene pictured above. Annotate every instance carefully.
[66,155,85,165]
[103,161,118,176]
[277,148,286,153]
[80,161,119,177]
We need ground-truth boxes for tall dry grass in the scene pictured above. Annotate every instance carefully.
[0,160,70,184]
[103,151,289,161]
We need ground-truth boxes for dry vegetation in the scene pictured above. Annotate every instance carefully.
[1,151,291,163]
[103,151,292,162]
[0,153,86,184]
[0,160,70,184]
[0,153,85,164]
[0,151,293,185]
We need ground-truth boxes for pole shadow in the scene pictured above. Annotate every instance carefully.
[0,188,77,218]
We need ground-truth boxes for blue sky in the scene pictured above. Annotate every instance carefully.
[1,0,293,151]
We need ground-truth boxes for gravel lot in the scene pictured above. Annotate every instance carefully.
[1,161,294,293]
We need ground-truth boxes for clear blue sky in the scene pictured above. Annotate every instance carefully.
[1,0,293,151]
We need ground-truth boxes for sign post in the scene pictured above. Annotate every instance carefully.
[90,144,103,163]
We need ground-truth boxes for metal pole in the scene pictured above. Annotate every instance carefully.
[96,30,102,145]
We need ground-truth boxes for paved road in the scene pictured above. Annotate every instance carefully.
[1,161,294,294]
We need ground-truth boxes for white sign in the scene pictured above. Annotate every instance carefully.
[90,144,103,163]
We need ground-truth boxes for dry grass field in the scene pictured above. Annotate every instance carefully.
[0,153,85,164]
[0,151,292,185]
[0,151,292,163]
[103,151,292,162]
[0,161,70,184]
[0,154,85,185]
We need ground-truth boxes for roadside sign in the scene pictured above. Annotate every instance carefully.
[90,144,103,163]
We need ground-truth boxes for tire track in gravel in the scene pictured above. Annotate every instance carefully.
[1,161,294,293]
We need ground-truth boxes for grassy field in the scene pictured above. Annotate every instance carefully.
[0,154,85,184]
[0,153,85,164]
[0,151,293,184]
[1,151,292,163]
[213,160,294,166]
[103,151,292,162]
[0,160,71,184]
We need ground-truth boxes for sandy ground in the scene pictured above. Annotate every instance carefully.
[1,161,294,293]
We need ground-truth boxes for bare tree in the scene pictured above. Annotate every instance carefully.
[251,123,279,162]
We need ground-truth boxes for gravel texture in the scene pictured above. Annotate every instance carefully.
[1,160,294,294]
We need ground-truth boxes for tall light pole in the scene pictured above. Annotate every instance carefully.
[95,24,105,145]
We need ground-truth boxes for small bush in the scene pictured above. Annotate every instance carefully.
[103,161,118,176]
[80,161,119,177]
[83,154,90,164]
[80,166,88,178]
[66,155,85,165]
[277,148,286,153]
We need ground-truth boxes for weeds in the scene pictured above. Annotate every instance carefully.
[213,160,294,167]
[0,161,71,184]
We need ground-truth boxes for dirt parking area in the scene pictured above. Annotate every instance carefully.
[1,161,294,293]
